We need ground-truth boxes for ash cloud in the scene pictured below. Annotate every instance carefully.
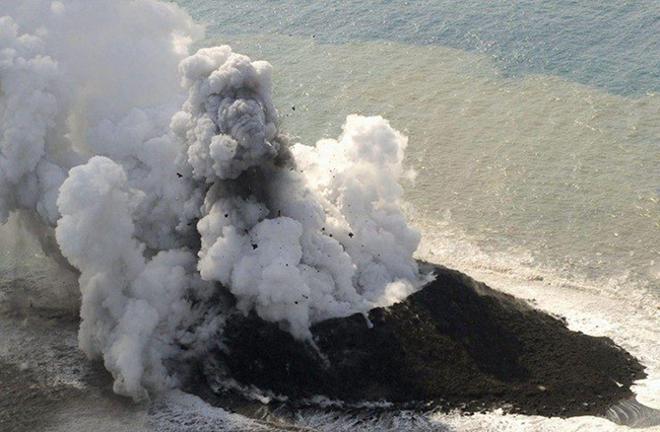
[1,0,423,400]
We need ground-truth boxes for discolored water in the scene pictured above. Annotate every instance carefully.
[205,35,659,295]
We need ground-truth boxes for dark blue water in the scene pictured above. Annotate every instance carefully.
[176,0,660,96]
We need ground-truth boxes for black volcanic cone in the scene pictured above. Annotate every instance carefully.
[200,262,645,418]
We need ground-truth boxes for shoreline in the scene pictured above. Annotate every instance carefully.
[1,261,658,430]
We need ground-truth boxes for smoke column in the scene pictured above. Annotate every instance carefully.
[0,0,423,400]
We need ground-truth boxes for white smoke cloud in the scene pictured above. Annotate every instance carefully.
[56,156,222,399]
[0,0,201,244]
[0,14,64,224]
[1,0,424,400]
[175,47,423,339]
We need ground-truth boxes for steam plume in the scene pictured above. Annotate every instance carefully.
[1,0,422,399]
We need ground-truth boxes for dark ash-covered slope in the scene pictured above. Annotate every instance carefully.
[199,262,645,418]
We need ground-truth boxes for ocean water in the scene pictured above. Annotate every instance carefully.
[1,1,658,431]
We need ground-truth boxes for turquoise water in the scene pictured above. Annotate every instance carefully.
[173,0,659,294]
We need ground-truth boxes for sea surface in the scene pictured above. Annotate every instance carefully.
[1,1,658,431]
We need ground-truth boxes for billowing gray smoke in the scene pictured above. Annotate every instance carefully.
[1,0,423,400]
